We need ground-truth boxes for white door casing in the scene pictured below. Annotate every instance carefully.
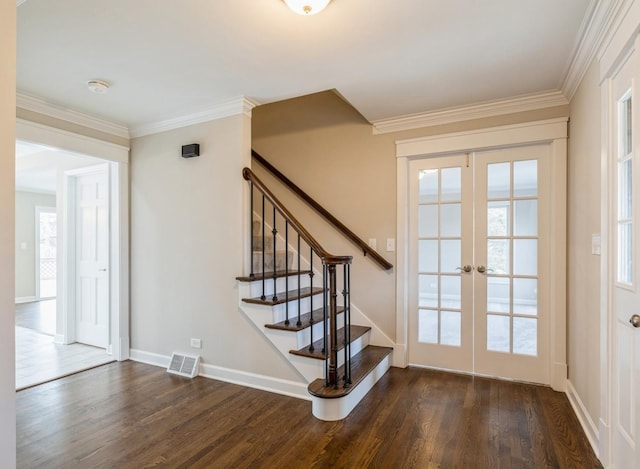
[396,118,568,390]
[16,118,130,360]
[608,36,640,469]
[73,165,110,348]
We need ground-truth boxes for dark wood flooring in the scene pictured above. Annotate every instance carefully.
[16,361,602,468]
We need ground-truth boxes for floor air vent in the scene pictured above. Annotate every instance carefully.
[167,353,200,378]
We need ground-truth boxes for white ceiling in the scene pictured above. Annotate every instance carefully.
[16,0,593,133]
[15,141,104,193]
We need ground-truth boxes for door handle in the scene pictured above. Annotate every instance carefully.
[630,314,640,328]
[476,265,494,274]
[98,268,107,272]
[456,265,473,273]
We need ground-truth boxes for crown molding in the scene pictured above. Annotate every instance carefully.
[16,92,130,140]
[372,91,568,135]
[129,97,259,138]
[561,0,625,100]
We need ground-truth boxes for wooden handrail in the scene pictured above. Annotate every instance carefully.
[251,150,393,271]
[243,167,352,266]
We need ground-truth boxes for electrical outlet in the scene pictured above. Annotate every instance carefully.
[386,238,395,252]
[368,238,377,250]
[190,338,202,349]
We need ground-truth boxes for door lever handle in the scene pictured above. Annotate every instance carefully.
[456,265,473,273]
[630,314,640,328]
[476,265,494,274]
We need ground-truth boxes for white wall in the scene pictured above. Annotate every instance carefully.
[0,0,16,466]
[15,191,56,299]
[567,59,602,437]
[130,114,302,382]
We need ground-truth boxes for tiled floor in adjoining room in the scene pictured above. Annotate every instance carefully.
[15,299,114,390]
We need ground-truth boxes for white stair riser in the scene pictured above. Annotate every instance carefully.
[312,353,391,421]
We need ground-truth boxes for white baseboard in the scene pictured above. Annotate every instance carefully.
[129,348,310,401]
[566,379,600,459]
[551,362,568,392]
[15,296,36,304]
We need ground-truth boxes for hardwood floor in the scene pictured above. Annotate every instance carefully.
[17,361,602,468]
[15,300,115,390]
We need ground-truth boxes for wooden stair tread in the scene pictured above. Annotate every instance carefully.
[308,345,393,399]
[236,270,311,282]
[290,325,370,360]
[242,286,324,306]
[265,306,345,332]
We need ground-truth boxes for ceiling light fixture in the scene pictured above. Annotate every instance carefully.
[87,79,110,94]
[283,0,331,15]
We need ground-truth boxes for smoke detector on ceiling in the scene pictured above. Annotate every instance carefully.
[87,79,110,94]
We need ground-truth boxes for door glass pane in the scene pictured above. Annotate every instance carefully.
[419,205,438,238]
[441,311,461,346]
[514,199,537,236]
[513,239,537,275]
[440,240,460,273]
[419,240,438,272]
[441,203,461,237]
[419,170,439,203]
[419,274,438,307]
[487,239,510,274]
[487,162,510,198]
[487,277,510,313]
[418,309,438,343]
[488,201,510,236]
[440,275,460,309]
[487,314,510,352]
[513,317,537,356]
[513,160,537,197]
[513,278,537,315]
[441,167,461,201]
[618,222,633,284]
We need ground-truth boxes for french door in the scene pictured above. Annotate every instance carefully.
[408,144,550,384]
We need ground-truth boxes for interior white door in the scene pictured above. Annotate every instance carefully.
[75,167,109,348]
[611,45,640,468]
[408,145,551,384]
[408,154,474,372]
[473,145,550,384]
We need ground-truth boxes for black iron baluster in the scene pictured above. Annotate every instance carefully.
[285,221,289,326]
[249,182,255,279]
[272,206,277,302]
[343,264,351,387]
[323,263,328,387]
[260,195,266,300]
[308,249,314,352]
[297,234,302,327]
[328,264,338,390]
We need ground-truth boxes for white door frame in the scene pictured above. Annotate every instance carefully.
[16,118,130,361]
[598,1,640,464]
[395,118,568,391]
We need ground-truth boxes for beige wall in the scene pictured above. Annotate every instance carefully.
[252,91,570,341]
[15,191,56,299]
[567,59,602,426]
[129,114,301,381]
[1,0,16,465]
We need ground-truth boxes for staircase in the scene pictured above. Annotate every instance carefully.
[237,167,392,421]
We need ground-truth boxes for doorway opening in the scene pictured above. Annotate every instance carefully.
[14,134,127,390]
